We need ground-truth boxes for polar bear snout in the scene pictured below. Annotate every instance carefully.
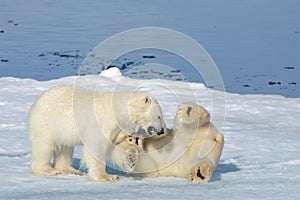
[129,92,166,138]
[145,110,165,137]
[147,126,155,135]
[147,126,158,135]
[147,126,165,136]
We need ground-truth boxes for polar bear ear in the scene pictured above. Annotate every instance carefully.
[201,110,211,122]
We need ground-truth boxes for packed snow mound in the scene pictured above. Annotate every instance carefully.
[100,67,122,79]
[0,72,299,199]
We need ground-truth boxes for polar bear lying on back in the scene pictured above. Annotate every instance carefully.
[28,85,165,182]
[131,103,224,183]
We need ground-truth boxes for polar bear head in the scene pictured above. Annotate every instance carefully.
[128,92,166,138]
[174,103,210,129]
[110,134,143,173]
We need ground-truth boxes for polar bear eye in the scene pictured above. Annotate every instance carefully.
[187,106,192,116]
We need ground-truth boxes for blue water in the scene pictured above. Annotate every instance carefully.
[0,0,299,97]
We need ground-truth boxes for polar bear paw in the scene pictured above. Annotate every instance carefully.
[55,166,83,176]
[189,163,213,183]
[123,152,138,172]
[128,151,138,167]
[33,167,61,176]
[214,133,224,144]
[91,174,120,182]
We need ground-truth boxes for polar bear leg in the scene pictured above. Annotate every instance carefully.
[189,161,214,183]
[30,138,59,176]
[82,147,119,182]
[54,146,82,176]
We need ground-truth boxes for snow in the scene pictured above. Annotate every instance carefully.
[0,68,300,199]
[100,67,122,78]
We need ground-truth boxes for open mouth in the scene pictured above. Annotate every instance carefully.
[157,128,164,136]
[146,126,165,136]
[147,126,155,135]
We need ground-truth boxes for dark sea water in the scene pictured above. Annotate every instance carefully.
[0,0,299,97]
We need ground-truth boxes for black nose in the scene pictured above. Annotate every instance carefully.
[147,126,155,135]
[157,128,164,136]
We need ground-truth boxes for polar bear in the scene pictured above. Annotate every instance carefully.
[28,85,165,182]
[131,103,224,183]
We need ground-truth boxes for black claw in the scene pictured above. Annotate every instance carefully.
[197,168,205,180]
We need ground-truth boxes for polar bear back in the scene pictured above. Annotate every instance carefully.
[28,85,82,146]
[28,86,129,145]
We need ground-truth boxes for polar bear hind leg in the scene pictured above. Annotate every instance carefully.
[189,162,213,183]
[30,135,59,176]
[54,146,82,176]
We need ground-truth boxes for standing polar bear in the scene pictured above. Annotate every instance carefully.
[132,103,224,183]
[28,85,165,182]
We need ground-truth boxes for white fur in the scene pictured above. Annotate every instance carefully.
[28,85,165,182]
[132,103,224,183]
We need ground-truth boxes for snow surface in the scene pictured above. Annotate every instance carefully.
[0,68,300,200]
